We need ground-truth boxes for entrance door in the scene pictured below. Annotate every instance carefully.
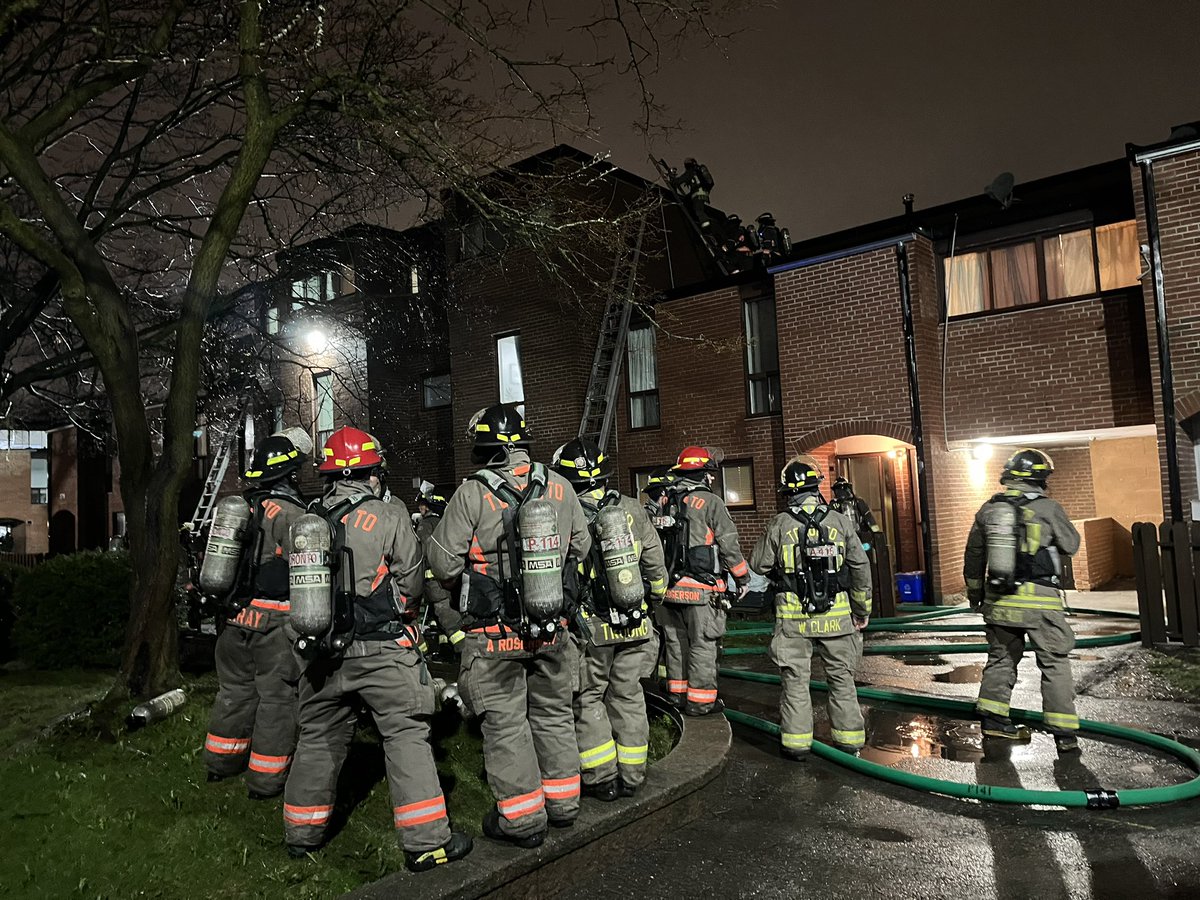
[837,455,896,566]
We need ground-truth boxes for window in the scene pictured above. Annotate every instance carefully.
[266,305,280,335]
[627,324,659,429]
[719,460,754,509]
[630,467,659,499]
[291,267,352,310]
[30,452,48,505]
[945,220,1140,316]
[423,372,452,409]
[313,372,335,448]
[496,333,524,404]
[410,265,420,295]
[460,218,505,259]
[744,295,781,415]
[273,404,284,431]
[241,413,255,473]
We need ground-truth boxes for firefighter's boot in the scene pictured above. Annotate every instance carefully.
[483,808,545,849]
[405,832,474,872]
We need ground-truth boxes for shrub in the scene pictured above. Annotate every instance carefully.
[11,551,132,669]
[0,562,25,663]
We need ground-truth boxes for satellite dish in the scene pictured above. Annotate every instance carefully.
[985,172,1016,210]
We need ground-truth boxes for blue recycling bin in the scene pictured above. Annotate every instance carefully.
[895,572,926,603]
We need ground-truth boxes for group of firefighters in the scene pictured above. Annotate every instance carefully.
[198,402,1081,873]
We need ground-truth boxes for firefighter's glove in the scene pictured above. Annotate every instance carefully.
[852,615,869,632]
[967,590,984,610]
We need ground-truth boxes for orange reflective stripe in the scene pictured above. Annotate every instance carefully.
[370,557,389,592]
[205,734,251,755]
[542,775,580,799]
[513,464,531,476]
[497,787,545,820]
[248,752,292,773]
[250,598,290,611]
[394,796,448,828]
[687,687,718,703]
[469,537,489,576]
[730,560,749,578]
[667,680,688,693]
[283,803,333,825]
[704,528,715,545]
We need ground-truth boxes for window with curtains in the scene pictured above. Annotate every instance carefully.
[627,324,659,429]
[313,371,335,448]
[944,220,1140,317]
[744,295,781,415]
[717,460,755,508]
[496,333,524,404]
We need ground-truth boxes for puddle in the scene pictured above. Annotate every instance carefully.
[1076,624,1138,637]
[901,655,949,666]
[933,663,984,684]
[826,704,987,764]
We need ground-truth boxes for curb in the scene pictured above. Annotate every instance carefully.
[346,691,731,899]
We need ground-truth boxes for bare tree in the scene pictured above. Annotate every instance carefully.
[0,0,735,699]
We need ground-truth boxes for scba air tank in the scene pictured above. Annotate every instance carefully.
[198,496,252,595]
[985,501,1019,592]
[289,514,334,638]
[598,505,643,611]
[519,498,564,622]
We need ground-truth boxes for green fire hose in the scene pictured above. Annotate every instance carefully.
[718,668,1200,808]
[722,630,1140,657]
[725,605,1141,636]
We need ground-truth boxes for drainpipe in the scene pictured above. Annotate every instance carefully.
[1137,159,1183,521]
[896,243,935,581]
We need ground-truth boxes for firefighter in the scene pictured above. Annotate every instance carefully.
[427,405,590,848]
[831,477,883,554]
[413,485,465,650]
[282,427,471,872]
[966,449,1082,754]
[658,446,751,715]
[750,457,872,759]
[552,438,667,800]
[204,428,309,799]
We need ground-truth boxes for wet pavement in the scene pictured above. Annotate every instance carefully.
[567,609,1200,899]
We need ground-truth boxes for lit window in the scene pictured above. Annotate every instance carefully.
[410,265,420,294]
[314,372,335,448]
[627,324,659,429]
[273,405,284,431]
[720,461,754,508]
[30,453,48,505]
[1097,221,1140,290]
[242,413,256,473]
[1043,229,1096,300]
[744,296,780,415]
[945,252,989,315]
[291,270,344,310]
[988,242,1038,309]
[266,306,279,335]
[423,373,451,409]
[496,334,524,404]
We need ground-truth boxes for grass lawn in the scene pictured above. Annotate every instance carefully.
[1149,649,1200,701]
[0,667,676,900]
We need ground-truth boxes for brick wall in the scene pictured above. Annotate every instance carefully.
[1072,517,1116,590]
[0,452,48,553]
[615,280,786,555]
[1047,447,1096,519]
[1133,149,1200,518]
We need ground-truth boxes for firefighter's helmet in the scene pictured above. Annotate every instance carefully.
[244,433,306,484]
[416,487,447,515]
[672,445,718,477]
[468,404,529,447]
[779,456,824,494]
[317,426,385,475]
[832,476,854,500]
[643,466,677,502]
[551,438,611,490]
[1001,448,1054,487]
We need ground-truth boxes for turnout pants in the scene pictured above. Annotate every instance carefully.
[283,639,450,853]
[574,627,661,788]
[769,629,865,752]
[976,611,1079,732]
[658,602,726,709]
[457,633,581,839]
[204,606,299,795]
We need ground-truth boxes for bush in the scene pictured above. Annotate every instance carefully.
[11,551,132,669]
[0,562,25,663]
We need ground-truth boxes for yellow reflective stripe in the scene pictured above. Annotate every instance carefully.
[775,596,851,619]
[850,589,868,603]
[245,470,263,478]
[559,458,577,468]
[965,578,983,589]
[830,728,865,746]
[976,697,1010,717]
[266,453,292,464]
[450,630,466,645]
[616,743,648,765]
[361,441,376,451]
[782,732,813,749]
[424,569,435,579]
[1043,711,1079,730]
[992,596,1062,610]
[580,741,617,769]
[475,423,491,433]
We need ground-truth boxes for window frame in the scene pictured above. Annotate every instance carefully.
[629,465,660,500]
[943,219,1139,320]
[422,371,452,410]
[29,450,49,505]
[743,293,782,418]
[717,458,756,510]
[312,370,335,449]
[495,331,525,405]
[626,322,660,431]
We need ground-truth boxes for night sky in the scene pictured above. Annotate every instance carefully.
[581,0,1200,240]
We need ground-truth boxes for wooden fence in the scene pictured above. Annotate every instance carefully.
[0,552,46,569]
[1132,521,1199,647]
